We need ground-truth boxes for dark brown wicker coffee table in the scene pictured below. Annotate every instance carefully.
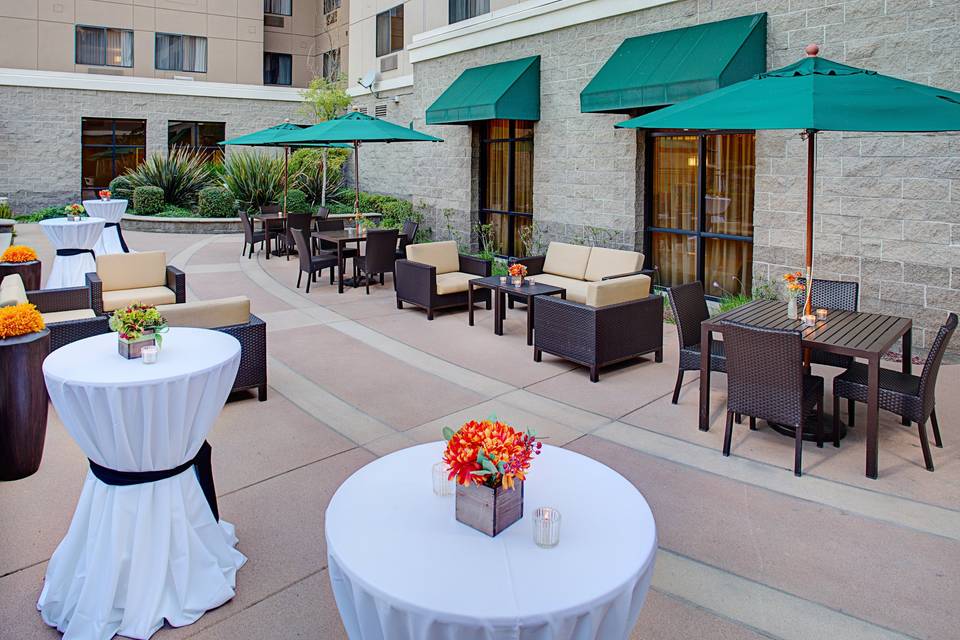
[468,276,565,345]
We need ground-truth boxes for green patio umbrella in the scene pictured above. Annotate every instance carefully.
[275,111,443,216]
[617,45,960,313]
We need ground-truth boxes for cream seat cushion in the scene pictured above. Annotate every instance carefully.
[405,241,459,275]
[42,309,97,323]
[584,247,644,282]
[97,251,167,291]
[0,274,28,307]
[532,273,590,304]
[435,272,476,295]
[157,297,251,329]
[542,242,592,281]
[585,274,652,308]
[102,286,177,312]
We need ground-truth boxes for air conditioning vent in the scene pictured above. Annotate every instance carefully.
[264,15,284,28]
[354,106,368,115]
[374,104,388,118]
[379,55,398,73]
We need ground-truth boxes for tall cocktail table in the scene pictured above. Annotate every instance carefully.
[468,276,566,345]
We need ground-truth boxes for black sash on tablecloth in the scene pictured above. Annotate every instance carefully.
[56,248,95,257]
[104,222,130,253]
[88,441,220,521]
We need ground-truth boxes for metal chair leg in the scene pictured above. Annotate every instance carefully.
[671,370,684,404]
[931,409,943,448]
[918,420,935,471]
[794,416,804,477]
[722,411,734,457]
[847,398,855,427]
[816,397,824,449]
[833,393,841,448]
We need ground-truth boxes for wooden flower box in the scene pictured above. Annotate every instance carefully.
[455,480,524,537]
[118,331,157,359]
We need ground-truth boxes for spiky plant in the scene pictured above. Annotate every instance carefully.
[126,147,213,207]
[288,148,348,205]
[221,151,286,211]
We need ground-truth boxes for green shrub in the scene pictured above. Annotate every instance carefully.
[108,175,134,202]
[288,148,348,204]
[126,148,213,207]
[16,206,68,223]
[277,188,310,213]
[0,200,12,219]
[198,187,236,218]
[133,185,164,215]
[222,151,283,211]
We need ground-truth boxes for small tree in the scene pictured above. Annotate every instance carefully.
[299,76,352,205]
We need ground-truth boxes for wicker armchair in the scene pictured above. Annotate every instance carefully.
[668,281,726,404]
[721,321,824,476]
[395,241,491,320]
[86,251,185,315]
[24,285,110,351]
[833,313,956,471]
[533,291,663,383]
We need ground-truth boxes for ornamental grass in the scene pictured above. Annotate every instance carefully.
[0,303,45,339]
[1,245,38,263]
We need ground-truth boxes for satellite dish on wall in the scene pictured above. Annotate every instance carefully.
[358,69,377,90]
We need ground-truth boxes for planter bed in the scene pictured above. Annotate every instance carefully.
[122,214,241,234]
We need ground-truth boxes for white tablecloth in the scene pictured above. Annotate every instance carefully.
[326,442,657,640]
[40,328,245,640]
[39,217,105,289]
[84,199,130,255]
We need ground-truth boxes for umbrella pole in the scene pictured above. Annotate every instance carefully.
[353,141,360,215]
[283,146,289,216]
[804,129,815,316]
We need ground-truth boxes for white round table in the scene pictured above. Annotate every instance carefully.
[326,442,657,640]
[84,199,131,254]
[39,328,245,640]
[39,216,105,289]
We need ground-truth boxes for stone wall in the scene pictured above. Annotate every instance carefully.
[0,85,303,213]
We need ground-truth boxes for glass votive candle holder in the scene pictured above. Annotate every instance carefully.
[499,276,507,285]
[141,345,159,364]
[533,507,561,548]
[801,313,817,327]
[432,462,454,497]
[816,308,828,320]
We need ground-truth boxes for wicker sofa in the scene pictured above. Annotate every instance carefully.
[87,251,185,315]
[395,241,491,320]
[1,274,109,351]
[157,296,268,401]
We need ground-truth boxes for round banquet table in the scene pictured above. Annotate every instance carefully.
[39,216,105,289]
[326,442,657,640]
[39,328,245,640]
[84,199,131,254]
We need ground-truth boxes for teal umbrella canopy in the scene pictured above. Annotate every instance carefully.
[274,111,443,144]
[616,55,960,132]
[221,123,351,148]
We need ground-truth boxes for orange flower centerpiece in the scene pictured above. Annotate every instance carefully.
[508,262,528,286]
[442,418,541,536]
[98,189,111,201]
[64,203,85,221]
[0,245,42,290]
[782,270,804,320]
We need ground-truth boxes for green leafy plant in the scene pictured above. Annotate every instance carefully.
[16,206,68,223]
[518,220,548,257]
[289,148,348,205]
[126,148,213,207]
[279,188,311,213]
[0,200,12,219]
[198,187,237,218]
[299,75,352,205]
[108,303,168,345]
[440,208,468,252]
[108,175,135,202]
[221,151,284,211]
[133,186,164,215]
[717,293,753,314]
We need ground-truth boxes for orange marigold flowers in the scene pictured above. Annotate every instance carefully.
[1,245,38,263]
[442,419,539,490]
[508,263,527,278]
[782,270,804,293]
[0,303,45,339]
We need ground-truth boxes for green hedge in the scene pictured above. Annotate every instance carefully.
[198,187,237,218]
[133,185,164,215]
[109,175,134,202]
[278,188,311,213]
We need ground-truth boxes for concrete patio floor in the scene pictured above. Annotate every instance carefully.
[1,224,958,640]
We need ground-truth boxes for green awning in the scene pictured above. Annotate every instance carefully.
[580,13,766,114]
[426,55,540,124]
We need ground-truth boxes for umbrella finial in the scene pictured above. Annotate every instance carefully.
[284,118,290,123]
[805,43,820,57]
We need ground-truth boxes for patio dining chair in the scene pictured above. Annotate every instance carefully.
[283,212,314,260]
[290,227,338,293]
[668,281,726,404]
[396,219,420,260]
[240,211,266,259]
[832,312,956,472]
[355,228,399,294]
[721,321,825,476]
[314,218,358,280]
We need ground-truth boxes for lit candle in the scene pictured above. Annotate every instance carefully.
[499,276,507,284]
[802,314,817,326]
[533,506,561,548]
[141,345,158,364]
[816,308,828,320]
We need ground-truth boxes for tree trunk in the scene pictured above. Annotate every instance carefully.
[321,148,328,206]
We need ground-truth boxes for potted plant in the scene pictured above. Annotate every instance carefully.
[0,245,41,291]
[442,418,541,537]
[0,302,49,480]
[782,270,804,320]
[64,203,85,221]
[108,303,168,359]
[98,189,111,201]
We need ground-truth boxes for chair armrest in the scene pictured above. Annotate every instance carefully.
[85,272,104,315]
[459,254,492,277]
[395,259,437,306]
[26,286,91,313]
[510,255,545,276]
[601,269,655,281]
[166,266,186,303]
[595,295,664,361]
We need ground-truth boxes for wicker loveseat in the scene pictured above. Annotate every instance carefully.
[87,251,185,315]
[1,274,109,351]
[395,241,491,320]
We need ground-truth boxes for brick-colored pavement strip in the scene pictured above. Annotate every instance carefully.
[2,226,958,640]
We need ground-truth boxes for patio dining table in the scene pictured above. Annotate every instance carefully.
[313,228,368,293]
[250,211,327,259]
[700,299,912,479]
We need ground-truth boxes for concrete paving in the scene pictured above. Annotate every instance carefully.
[1,225,958,640]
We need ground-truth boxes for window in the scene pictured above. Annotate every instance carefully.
[81,118,146,201]
[646,132,755,297]
[264,52,292,85]
[324,0,341,13]
[449,0,489,24]
[322,49,341,82]
[75,26,133,67]
[479,119,534,257]
[375,5,404,57]
[264,0,292,15]
[155,33,207,72]
[168,121,226,162]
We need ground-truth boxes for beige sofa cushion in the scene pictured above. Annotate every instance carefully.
[97,251,167,292]
[532,273,590,304]
[435,272,476,295]
[585,274,652,308]
[102,286,177,312]
[542,242,592,280]
[406,241,460,275]
[584,247,644,282]
[0,274,28,307]
[42,309,97,324]
[157,296,251,329]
